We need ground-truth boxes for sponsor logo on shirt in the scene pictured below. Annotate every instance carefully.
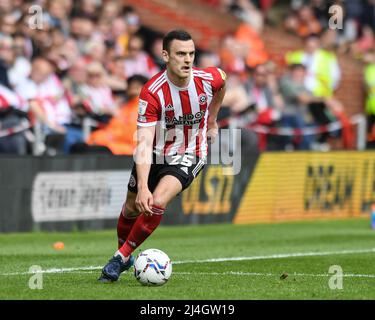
[165,110,206,126]
[165,104,174,111]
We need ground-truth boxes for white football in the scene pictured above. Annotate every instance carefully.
[134,248,172,286]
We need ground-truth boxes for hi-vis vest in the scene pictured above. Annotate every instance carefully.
[285,49,337,97]
[364,63,375,115]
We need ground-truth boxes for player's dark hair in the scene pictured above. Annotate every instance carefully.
[162,30,192,53]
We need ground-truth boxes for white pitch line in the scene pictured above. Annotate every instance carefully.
[1,266,102,276]
[173,247,375,264]
[4,270,375,279]
[173,271,375,278]
[1,247,375,276]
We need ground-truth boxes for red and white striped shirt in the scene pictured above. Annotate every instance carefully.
[0,84,28,112]
[137,67,225,158]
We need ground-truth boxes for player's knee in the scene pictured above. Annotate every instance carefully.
[152,194,167,210]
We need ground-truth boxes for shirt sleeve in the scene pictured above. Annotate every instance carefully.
[206,67,226,93]
[137,86,160,127]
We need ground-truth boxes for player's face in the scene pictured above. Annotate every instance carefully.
[163,39,195,79]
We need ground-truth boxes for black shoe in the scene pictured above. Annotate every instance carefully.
[98,255,134,283]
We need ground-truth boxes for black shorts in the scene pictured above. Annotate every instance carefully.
[127,153,205,194]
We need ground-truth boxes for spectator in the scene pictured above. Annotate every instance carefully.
[284,4,322,38]
[286,34,341,98]
[31,18,54,59]
[243,63,283,150]
[106,56,127,93]
[197,51,220,69]
[150,36,166,70]
[0,36,12,87]
[351,25,375,58]
[101,1,121,22]
[47,0,70,31]
[124,34,159,79]
[111,16,129,57]
[8,33,31,88]
[83,40,107,64]
[15,57,70,153]
[343,0,363,44]
[47,36,80,76]
[310,0,330,28]
[279,63,315,150]
[123,6,141,36]
[70,15,99,54]
[79,0,99,21]
[0,13,17,37]
[287,35,354,150]
[234,22,269,68]
[219,34,247,74]
[87,74,148,155]
[245,63,283,115]
[363,51,375,148]
[63,58,87,108]
[230,0,264,33]
[0,83,29,154]
[79,61,118,122]
[361,0,375,32]
[63,57,89,152]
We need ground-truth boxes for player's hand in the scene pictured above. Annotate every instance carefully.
[207,121,218,144]
[135,187,154,215]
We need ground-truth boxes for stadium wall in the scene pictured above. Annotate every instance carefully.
[0,153,257,232]
[1,151,374,232]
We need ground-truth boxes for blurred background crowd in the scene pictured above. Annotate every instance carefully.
[0,0,374,156]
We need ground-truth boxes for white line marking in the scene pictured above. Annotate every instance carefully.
[173,247,375,264]
[2,266,102,276]
[1,248,375,276]
[173,271,375,278]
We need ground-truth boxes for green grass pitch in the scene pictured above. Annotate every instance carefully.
[1,218,375,299]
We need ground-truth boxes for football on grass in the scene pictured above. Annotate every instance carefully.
[134,248,172,286]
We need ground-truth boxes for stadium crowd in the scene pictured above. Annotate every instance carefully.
[0,0,374,155]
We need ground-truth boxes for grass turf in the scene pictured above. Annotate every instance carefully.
[1,218,375,299]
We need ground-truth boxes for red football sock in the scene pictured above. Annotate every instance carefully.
[119,205,164,257]
[117,204,138,249]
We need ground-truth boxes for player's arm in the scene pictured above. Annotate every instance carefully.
[208,82,226,123]
[207,69,226,143]
[135,125,155,215]
[134,87,160,215]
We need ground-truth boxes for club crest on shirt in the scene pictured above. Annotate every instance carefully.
[198,93,207,105]
[138,99,148,115]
